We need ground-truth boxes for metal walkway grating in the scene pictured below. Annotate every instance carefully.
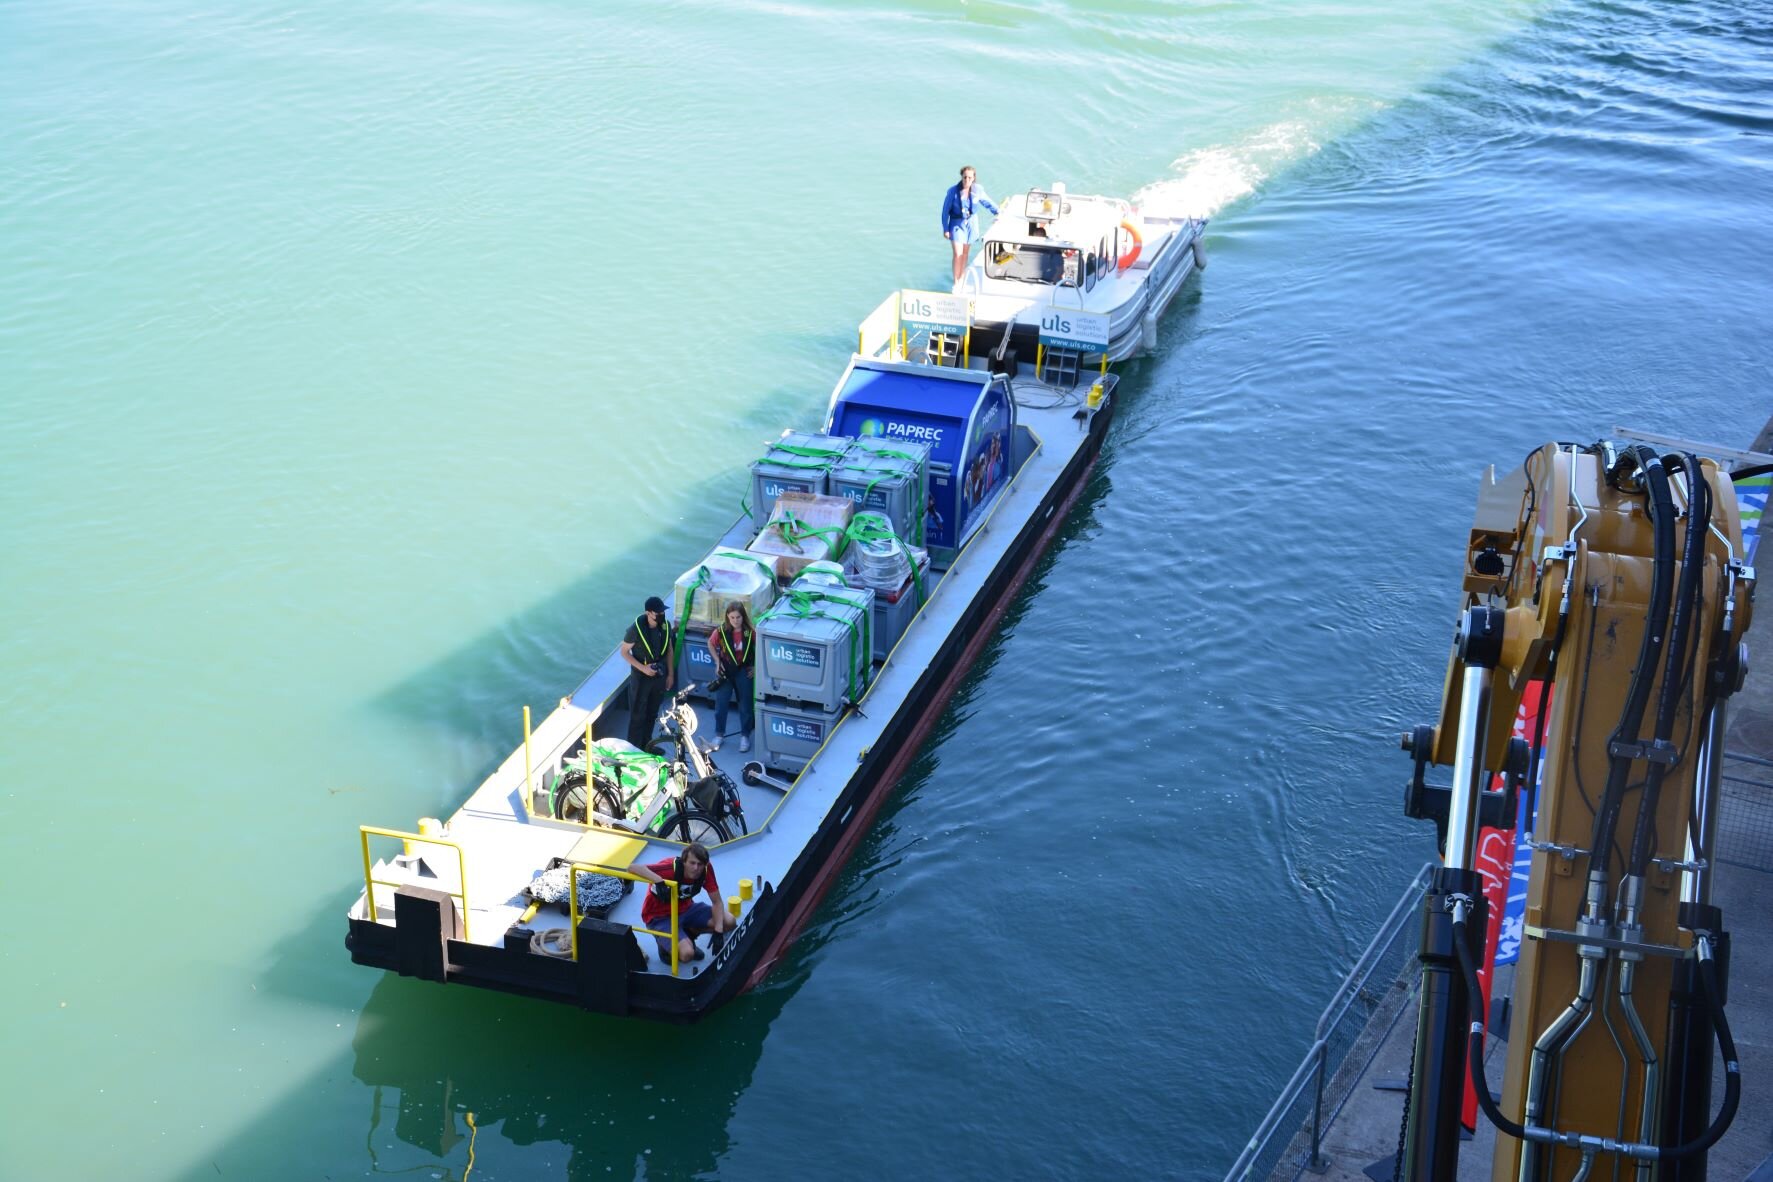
[1718,750,1773,873]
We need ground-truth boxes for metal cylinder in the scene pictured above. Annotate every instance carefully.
[1445,663,1495,871]
[1660,903,1729,1182]
[1684,704,1727,905]
[1401,866,1487,1181]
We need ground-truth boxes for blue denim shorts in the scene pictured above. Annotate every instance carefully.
[655,901,713,953]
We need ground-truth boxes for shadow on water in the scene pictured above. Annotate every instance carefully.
[197,250,1166,1182]
[344,977,793,1181]
[183,971,796,1182]
[366,375,840,746]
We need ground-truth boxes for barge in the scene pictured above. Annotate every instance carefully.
[345,197,1206,1021]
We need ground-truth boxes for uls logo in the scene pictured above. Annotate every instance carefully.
[903,296,934,318]
[770,718,794,736]
[1040,312,1073,334]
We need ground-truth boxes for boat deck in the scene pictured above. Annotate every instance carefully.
[351,370,1116,981]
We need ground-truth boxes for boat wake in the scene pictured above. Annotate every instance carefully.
[1133,110,1366,219]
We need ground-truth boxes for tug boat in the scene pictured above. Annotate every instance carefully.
[345,198,1206,1021]
[959,184,1208,364]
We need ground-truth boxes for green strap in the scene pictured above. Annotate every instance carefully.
[847,440,921,465]
[846,513,927,606]
[678,568,712,646]
[712,548,780,585]
[762,587,872,702]
[759,455,835,471]
[772,443,848,459]
[772,510,849,558]
[840,444,928,546]
[686,551,777,639]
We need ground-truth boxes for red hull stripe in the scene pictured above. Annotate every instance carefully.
[744,454,1099,991]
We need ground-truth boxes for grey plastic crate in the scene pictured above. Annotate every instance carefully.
[675,623,717,702]
[829,438,931,547]
[788,577,876,665]
[756,698,843,777]
[870,564,928,661]
[749,431,852,520]
[756,590,870,712]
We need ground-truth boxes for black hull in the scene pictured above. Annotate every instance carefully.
[346,393,1117,1021]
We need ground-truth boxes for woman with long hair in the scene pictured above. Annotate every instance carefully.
[706,600,756,753]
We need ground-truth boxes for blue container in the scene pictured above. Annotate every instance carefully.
[822,360,1013,566]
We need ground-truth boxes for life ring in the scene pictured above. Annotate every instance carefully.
[1117,220,1142,271]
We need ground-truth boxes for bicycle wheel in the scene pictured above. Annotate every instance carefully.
[670,808,730,846]
[551,769,589,823]
[591,783,623,823]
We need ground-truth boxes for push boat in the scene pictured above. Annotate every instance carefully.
[956,184,1209,365]
[345,189,1207,1021]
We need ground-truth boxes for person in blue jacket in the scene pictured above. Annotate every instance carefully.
[941,165,998,284]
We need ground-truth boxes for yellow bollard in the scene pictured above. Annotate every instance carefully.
[728,896,742,919]
[739,877,754,902]
[406,817,442,856]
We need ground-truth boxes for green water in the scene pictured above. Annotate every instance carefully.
[3,0,1769,1177]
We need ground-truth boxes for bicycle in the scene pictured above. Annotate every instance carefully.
[645,684,748,842]
[545,687,743,845]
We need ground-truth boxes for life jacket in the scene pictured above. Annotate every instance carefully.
[633,615,672,665]
[653,856,705,904]
[717,625,753,671]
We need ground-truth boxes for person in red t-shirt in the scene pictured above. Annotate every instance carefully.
[630,841,730,965]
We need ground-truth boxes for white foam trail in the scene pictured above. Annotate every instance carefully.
[1134,119,1329,219]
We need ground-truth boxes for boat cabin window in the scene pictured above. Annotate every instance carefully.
[985,243,1080,287]
[1083,252,1096,292]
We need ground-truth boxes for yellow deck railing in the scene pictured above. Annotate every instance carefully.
[359,826,471,942]
[569,862,683,977]
[857,290,902,360]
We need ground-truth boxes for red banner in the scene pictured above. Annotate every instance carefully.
[1462,680,1547,1130]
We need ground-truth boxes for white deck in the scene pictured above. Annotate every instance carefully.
[351,369,1112,980]
[956,188,1205,361]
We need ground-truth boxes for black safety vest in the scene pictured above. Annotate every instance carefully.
[632,615,672,665]
[717,626,753,671]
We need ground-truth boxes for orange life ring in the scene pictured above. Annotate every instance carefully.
[1117,220,1142,271]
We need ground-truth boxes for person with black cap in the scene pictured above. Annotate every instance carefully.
[621,596,675,750]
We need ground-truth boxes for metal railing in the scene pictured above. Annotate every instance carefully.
[359,826,471,942]
[568,862,682,976]
[1225,861,1435,1182]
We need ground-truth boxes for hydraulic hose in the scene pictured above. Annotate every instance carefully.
[1590,446,1675,887]
[1627,454,1710,877]
[1453,908,1741,1163]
